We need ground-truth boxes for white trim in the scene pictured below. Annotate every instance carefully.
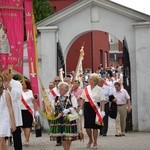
[109,51,122,53]
[37,0,150,27]
[132,22,150,28]
[37,26,58,32]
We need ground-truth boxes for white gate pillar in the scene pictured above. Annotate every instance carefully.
[38,26,58,88]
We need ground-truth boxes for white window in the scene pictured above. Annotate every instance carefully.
[109,34,114,44]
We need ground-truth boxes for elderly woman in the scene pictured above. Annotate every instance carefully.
[80,73,105,149]
[49,82,79,150]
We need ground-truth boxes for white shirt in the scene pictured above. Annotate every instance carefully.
[113,88,130,105]
[65,92,78,109]
[101,85,111,102]
[9,79,23,126]
[81,85,105,103]
[21,90,34,110]
[46,87,60,102]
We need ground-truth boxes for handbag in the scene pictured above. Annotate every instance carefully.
[34,116,42,137]
[67,110,79,121]
[108,102,117,119]
[108,95,117,119]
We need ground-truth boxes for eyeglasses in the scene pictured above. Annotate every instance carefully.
[54,80,60,82]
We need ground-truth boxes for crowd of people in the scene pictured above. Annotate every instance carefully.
[0,64,131,150]
[41,65,131,150]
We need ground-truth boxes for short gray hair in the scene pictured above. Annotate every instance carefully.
[58,82,70,91]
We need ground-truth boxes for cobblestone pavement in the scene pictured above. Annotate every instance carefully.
[8,119,150,150]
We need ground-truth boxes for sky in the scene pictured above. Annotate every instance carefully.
[111,0,150,15]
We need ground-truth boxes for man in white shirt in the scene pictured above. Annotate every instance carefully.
[113,82,131,136]
[99,78,111,136]
[3,68,23,150]
[46,81,55,102]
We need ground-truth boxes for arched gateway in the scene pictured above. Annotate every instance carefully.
[33,0,150,131]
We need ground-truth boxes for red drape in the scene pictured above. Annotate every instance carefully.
[24,0,40,106]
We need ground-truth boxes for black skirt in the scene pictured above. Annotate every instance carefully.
[83,102,100,129]
[21,110,33,128]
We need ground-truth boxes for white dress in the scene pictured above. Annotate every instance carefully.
[0,90,11,137]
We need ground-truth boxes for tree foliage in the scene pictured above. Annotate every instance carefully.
[33,0,53,23]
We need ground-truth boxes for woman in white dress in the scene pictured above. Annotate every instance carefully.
[0,74,16,150]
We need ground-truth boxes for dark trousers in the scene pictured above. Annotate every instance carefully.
[12,126,22,150]
[100,102,109,135]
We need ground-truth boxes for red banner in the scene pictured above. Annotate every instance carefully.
[24,0,40,106]
[0,0,24,73]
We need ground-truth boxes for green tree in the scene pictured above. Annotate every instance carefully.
[33,0,53,23]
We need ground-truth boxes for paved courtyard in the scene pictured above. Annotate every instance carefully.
[8,119,150,150]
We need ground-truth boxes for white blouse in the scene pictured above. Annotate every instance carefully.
[21,90,34,110]
[81,85,105,103]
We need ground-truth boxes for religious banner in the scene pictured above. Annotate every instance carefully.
[0,0,24,73]
[24,0,40,106]
[74,43,85,87]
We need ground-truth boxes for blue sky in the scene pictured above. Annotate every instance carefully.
[111,0,150,15]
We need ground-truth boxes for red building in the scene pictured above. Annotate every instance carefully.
[66,31,109,73]
[49,0,78,12]
[49,0,122,73]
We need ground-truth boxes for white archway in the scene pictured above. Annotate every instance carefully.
[36,0,150,131]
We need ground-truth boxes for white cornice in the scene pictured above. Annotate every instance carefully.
[132,22,150,28]
[37,0,150,27]
[37,26,58,32]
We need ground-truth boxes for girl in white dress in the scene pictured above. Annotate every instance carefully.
[0,75,16,150]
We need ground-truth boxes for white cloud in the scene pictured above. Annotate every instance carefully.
[111,0,150,15]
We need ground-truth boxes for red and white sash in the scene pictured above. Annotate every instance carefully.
[50,87,58,97]
[21,95,33,115]
[84,85,103,125]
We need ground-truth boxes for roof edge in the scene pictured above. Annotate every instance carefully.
[37,0,150,27]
